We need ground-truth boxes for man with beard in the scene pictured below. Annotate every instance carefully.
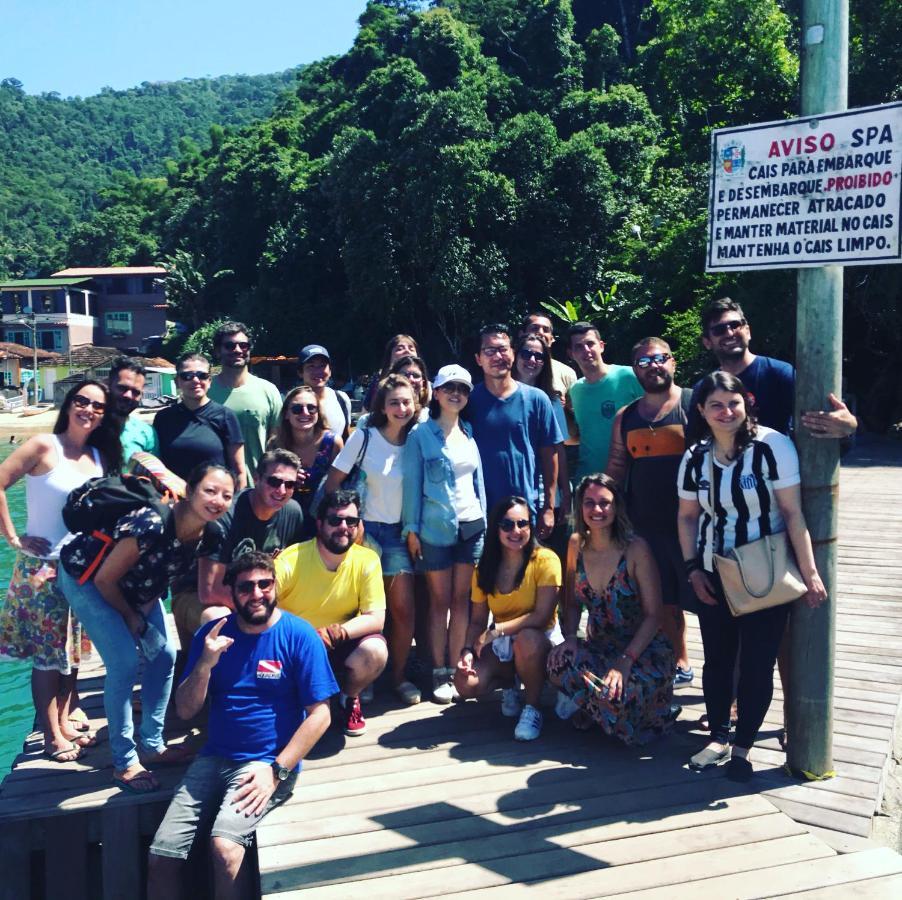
[693,297,857,438]
[147,551,337,898]
[108,356,158,462]
[208,321,283,481]
[275,489,388,736]
[606,338,695,684]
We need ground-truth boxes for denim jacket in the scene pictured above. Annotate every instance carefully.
[402,418,487,547]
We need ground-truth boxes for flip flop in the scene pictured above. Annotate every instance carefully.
[68,709,91,732]
[114,768,159,794]
[139,744,195,768]
[43,743,85,763]
[71,732,99,748]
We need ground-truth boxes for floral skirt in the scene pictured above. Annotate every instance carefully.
[0,552,90,674]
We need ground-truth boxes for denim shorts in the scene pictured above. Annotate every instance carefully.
[149,756,297,858]
[418,529,484,572]
[363,520,413,577]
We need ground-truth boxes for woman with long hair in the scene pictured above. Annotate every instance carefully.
[454,496,562,741]
[325,373,421,704]
[0,380,120,761]
[363,334,420,411]
[403,365,486,704]
[269,385,343,518]
[389,354,431,420]
[548,474,676,744]
[512,334,570,546]
[677,371,826,781]
[59,464,235,792]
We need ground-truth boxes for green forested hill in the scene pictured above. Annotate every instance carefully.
[0,71,299,275]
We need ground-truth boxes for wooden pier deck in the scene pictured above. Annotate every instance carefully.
[1,437,901,898]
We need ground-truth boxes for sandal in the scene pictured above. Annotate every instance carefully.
[689,744,731,771]
[114,767,159,794]
[71,731,99,748]
[68,708,91,732]
[138,743,195,768]
[43,742,85,763]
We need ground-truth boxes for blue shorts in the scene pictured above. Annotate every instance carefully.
[363,520,413,577]
[149,756,296,858]
[418,530,484,572]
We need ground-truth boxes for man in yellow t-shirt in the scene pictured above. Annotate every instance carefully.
[275,489,387,736]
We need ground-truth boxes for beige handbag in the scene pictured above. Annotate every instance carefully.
[707,453,807,616]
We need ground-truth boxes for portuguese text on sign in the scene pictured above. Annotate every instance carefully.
[707,102,902,271]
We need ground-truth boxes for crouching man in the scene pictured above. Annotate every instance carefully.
[147,551,337,899]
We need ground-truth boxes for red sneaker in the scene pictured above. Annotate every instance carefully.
[343,695,367,736]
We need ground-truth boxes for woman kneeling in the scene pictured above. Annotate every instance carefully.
[454,496,561,741]
[548,474,677,745]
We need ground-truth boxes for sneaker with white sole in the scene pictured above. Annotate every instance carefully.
[514,704,543,741]
[342,695,367,736]
[432,668,454,705]
[501,687,522,718]
[394,680,422,705]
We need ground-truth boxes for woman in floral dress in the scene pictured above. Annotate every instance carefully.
[548,474,676,745]
[0,380,121,761]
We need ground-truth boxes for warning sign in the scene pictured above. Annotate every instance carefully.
[707,102,902,271]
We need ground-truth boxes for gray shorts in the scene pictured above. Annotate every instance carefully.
[149,755,297,858]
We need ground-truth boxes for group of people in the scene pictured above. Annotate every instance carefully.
[0,305,858,896]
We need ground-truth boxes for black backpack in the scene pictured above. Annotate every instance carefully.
[62,474,176,584]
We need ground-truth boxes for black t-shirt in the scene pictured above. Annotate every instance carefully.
[153,400,244,480]
[204,489,310,564]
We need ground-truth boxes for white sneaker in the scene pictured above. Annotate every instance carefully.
[432,668,454,705]
[501,687,522,718]
[554,690,579,720]
[514,704,543,741]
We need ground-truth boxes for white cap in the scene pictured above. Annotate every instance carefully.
[433,364,473,390]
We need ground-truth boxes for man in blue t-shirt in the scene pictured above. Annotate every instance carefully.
[148,551,337,897]
[468,323,563,539]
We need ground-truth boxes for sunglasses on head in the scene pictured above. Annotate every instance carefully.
[179,370,210,382]
[499,517,530,532]
[635,352,673,369]
[289,403,318,415]
[235,577,274,594]
[518,349,544,363]
[223,340,250,351]
[265,475,298,491]
[708,318,747,337]
[72,395,106,412]
[326,514,360,527]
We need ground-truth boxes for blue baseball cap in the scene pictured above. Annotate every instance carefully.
[297,344,331,365]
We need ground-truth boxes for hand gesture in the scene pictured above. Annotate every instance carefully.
[201,618,233,668]
[538,507,555,540]
[17,534,52,557]
[406,532,423,561]
[547,636,577,670]
[801,393,857,439]
[688,569,718,605]
[231,764,277,817]
[805,572,828,608]
[456,648,476,677]
[317,623,348,650]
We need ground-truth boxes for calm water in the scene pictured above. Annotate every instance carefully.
[0,443,36,776]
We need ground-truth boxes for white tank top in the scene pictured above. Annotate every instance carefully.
[25,435,103,559]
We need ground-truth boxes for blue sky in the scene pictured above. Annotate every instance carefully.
[3,0,370,97]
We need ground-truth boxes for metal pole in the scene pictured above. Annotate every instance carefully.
[788,0,848,778]
[32,314,38,405]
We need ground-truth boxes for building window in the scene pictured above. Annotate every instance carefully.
[104,311,133,337]
[6,330,31,347]
[39,330,63,352]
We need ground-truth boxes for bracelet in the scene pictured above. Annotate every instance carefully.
[683,557,702,575]
[620,649,637,664]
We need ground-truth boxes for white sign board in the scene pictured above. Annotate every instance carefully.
[707,102,902,271]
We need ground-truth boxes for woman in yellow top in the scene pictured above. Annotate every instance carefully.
[454,495,561,741]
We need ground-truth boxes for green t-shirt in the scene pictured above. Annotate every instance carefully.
[120,414,159,463]
[569,365,643,480]
[208,374,282,483]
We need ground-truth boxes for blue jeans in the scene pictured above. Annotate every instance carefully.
[58,568,176,771]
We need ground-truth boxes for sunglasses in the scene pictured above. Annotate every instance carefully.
[326,514,360,527]
[499,517,530,532]
[179,370,210,382]
[518,349,545,363]
[223,340,250,351]
[635,352,673,369]
[708,318,747,337]
[235,577,274,594]
[72,395,106,413]
[265,475,298,491]
[480,345,510,357]
[289,403,318,415]
[439,383,470,395]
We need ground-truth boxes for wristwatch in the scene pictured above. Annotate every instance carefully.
[271,761,290,782]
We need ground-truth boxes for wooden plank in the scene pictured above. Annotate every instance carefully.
[781,873,902,898]
[765,794,873,838]
[101,805,142,900]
